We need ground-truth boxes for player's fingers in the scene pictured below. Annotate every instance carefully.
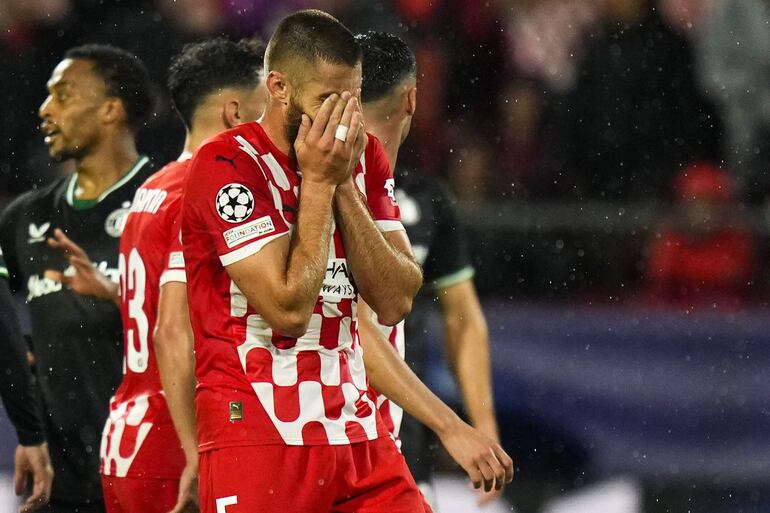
[21,475,47,513]
[323,91,351,143]
[493,445,515,483]
[342,110,364,151]
[69,256,92,273]
[51,229,87,259]
[483,451,506,490]
[308,94,337,141]
[476,458,495,492]
[43,270,69,286]
[338,95,357,137]
[294,114,311,147]
[465,463,484,490]
[13,465,25,496]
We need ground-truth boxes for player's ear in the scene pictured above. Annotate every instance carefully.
[223,100,241,128]
[405,86,417,117]
[101,98,126,126]
[266,70,290,106]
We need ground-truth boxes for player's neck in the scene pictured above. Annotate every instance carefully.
[74,134,139,200]
[259,102,293,158]
[366,119,401,172]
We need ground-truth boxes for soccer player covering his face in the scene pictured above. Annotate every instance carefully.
[44,39,267,513]
[0,45,155,513]
[355,32,513,507]
[181,9,436,513]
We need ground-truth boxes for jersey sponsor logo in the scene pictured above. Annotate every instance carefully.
[27,222,50,243]
[223,215,275,248]
[168,251,185,269]
[321,258,355,299]
[130,188,168,214]
[105,202,131,238]
[216,183,255,223]
[27,261,118,300]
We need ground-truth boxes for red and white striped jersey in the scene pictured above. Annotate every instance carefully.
[100,158,189,478]
[181,121,403,450]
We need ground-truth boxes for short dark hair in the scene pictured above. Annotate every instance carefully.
[167,38,265,129]
[65,44,153,132]
[356,32,416,103]
[265,10,361,76]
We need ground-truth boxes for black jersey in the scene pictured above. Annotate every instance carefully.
[395,167,474,362]
[0,156,154,503]
[394,168,475,484]
[0,244,45,447]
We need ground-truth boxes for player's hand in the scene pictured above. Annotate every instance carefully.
[294,91,364,186]
[45,228,119,305]
[168,463,199,513]
[14,443,53,513]
[437,419,514,493]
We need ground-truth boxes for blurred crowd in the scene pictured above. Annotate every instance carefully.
[2,0,770,305]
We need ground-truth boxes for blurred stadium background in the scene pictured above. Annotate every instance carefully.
[2,0,770,512]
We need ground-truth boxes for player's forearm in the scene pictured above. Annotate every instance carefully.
[359,310,460,437]
[0,281,45,446]
[154,329,198,464]
[444,312,499,438]
[277,181,336,329]
[334,183,421,324]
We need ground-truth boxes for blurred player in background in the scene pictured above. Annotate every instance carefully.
[44,38,267,513]
[0,244,53,512]
[180,9,476,512]
[0,45,155,513]
[356,31,504,507]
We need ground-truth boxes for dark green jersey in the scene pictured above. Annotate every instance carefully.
[0,156,155,503]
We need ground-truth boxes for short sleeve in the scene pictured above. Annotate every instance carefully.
[159,213,186,286]
[422,183,475,291]
[183,140,290,267]
[361,136,403,233]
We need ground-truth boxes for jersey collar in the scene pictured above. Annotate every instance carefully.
[65,155,150,208]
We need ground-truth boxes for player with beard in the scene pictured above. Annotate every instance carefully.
[0,45,155,513]
[1,245,53,512]
[181,10,509,513]
[356,32,505,507]
[43,39,267,513]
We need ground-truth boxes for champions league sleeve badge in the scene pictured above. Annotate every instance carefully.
[216,183,255,223]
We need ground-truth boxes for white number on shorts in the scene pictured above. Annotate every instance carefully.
[119,249,149,373]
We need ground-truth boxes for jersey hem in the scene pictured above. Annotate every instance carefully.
[197,432,386,453]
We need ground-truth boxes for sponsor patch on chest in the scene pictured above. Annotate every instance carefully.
[223,216,275,248]
[321,258,355,300]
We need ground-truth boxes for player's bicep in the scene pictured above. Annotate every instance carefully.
[224,231,290,315]
[155,281,192,346]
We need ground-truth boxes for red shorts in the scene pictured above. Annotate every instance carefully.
[102,475,179,513]
[199,437,432,513]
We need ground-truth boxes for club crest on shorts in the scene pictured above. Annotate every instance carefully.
[216,183,254,223]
